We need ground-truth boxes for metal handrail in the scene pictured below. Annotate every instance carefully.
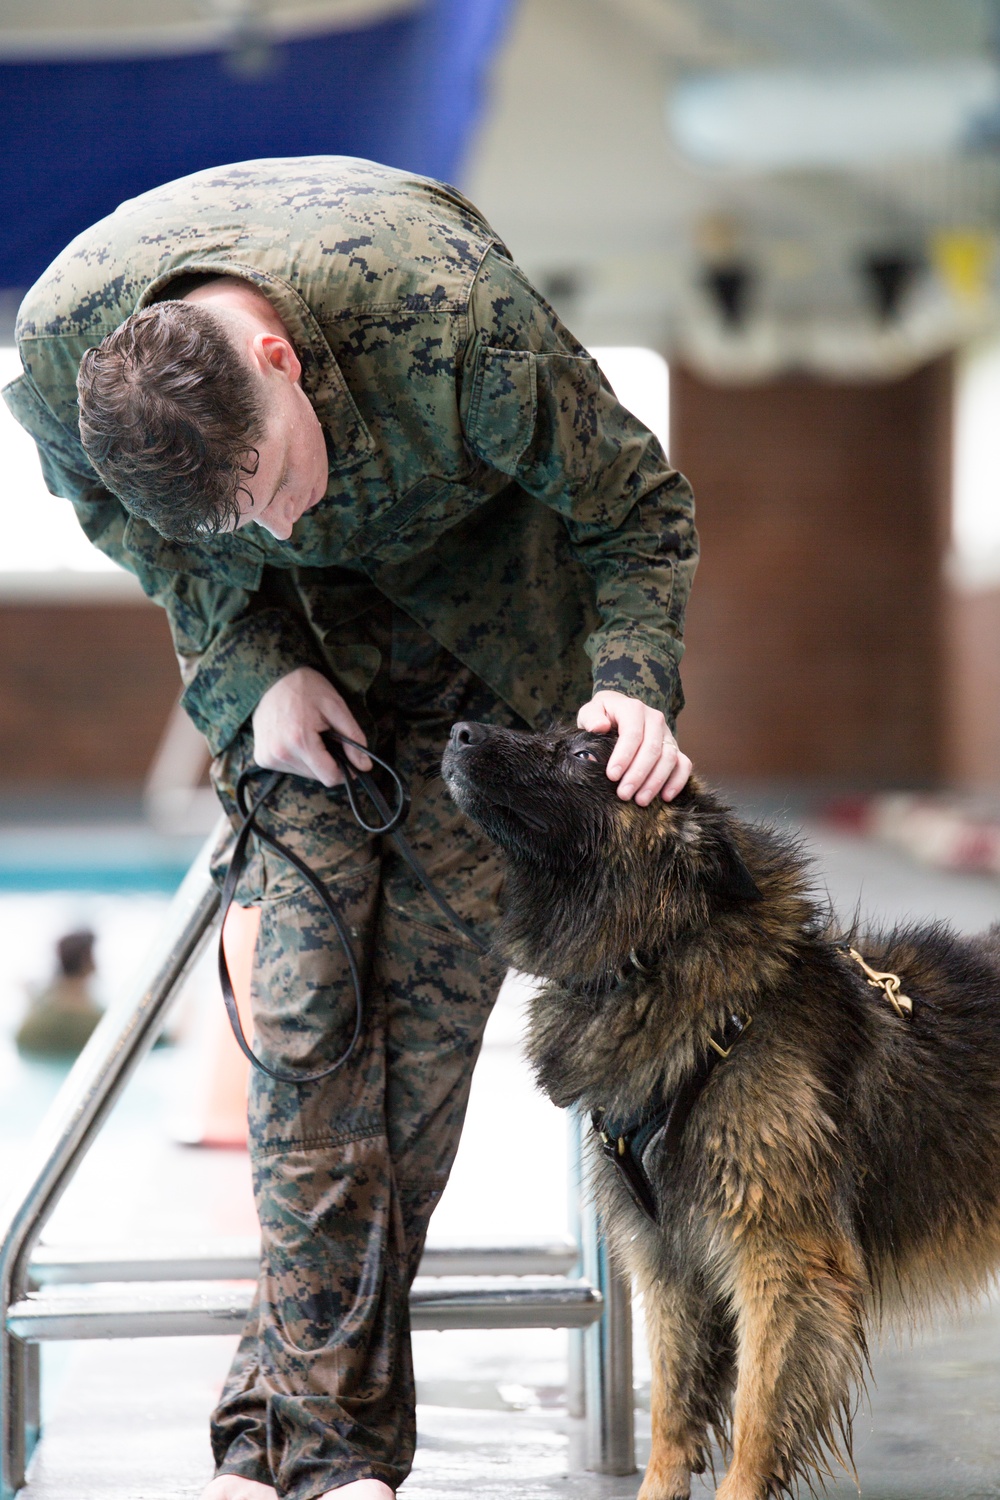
[27,1236,582,1285]
[0,820,636,1496]
[0,825,223,1499]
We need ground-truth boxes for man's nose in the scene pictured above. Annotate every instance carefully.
[449,721,489,749]
[257,501,295,540]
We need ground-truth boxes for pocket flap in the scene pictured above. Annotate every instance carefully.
[464,345,537,474]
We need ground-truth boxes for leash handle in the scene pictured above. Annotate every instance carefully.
[322,731,411,835]
[323,730,488,954]
[217,767,365,1086]
[217,728,488,1086]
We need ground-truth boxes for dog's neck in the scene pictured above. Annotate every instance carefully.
[501,822,817,1112]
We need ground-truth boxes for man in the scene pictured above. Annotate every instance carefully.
[4,156,697,1500]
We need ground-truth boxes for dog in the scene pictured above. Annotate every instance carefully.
[441,720,1000,1500]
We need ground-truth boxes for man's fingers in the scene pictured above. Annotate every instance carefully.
[255,727,344,787]
[632,745,692,804]
[297,740,345,789]
[605,711,646,781]
[576,690,691,802]
[577,700,614,734]
[615,720,666,799]
[660,751,693,801]
[632,741,679,805]
[321,721,372,774]
[313,686,372,773]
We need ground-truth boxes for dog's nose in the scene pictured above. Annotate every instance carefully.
[449,721,488,749]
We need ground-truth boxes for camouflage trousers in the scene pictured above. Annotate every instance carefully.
[208,596,523,1498]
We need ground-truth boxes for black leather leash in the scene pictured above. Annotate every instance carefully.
[592,1010,751,1222]
[217,729,488,1086]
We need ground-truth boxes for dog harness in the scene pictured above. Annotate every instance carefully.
[591,1011,750,1223]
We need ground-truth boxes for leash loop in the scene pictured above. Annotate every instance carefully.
[217,728,488,1087]
[846,947,914,1017]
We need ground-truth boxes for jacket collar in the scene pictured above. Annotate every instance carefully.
[137,258,375,474]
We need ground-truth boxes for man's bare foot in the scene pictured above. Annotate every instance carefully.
[201,1477,276,1500]
[200,1472,392,1499]
[319,1483,394,1499]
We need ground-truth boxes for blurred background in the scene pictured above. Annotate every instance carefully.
[4,0,1000,801]
[4,3,1000,1495]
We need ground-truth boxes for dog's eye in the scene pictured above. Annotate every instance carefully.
[573,749,599,763]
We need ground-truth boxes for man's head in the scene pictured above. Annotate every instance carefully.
[76,293,329,541]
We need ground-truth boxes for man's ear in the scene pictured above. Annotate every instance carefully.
[253,331,302,384]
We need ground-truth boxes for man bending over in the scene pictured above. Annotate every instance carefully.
[5,156,697,1500]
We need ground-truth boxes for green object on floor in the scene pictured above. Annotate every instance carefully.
[16,979,103,1058]
[16,930,103,1059]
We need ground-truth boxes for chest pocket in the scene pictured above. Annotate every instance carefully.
[344,472,492,563]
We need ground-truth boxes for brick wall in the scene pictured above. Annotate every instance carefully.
[0,358,958,792]
[947,586,1000,792]
[670,359,953,786]
[0,601,180,787]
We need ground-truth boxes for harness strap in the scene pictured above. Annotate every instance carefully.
[592,1010,750,1223]
[217,730,487,1088]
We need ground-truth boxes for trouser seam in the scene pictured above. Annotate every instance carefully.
[253,1124,385,1159]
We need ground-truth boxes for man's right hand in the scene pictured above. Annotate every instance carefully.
[251,666,372,786]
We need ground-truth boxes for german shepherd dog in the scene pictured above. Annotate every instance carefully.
[441,721,1000,1500]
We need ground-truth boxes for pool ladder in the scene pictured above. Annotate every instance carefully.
[0,826,635,1498]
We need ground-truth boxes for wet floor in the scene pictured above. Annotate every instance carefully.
[5,801,1000,1498]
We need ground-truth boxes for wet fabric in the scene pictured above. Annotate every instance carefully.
[208,598,522,1498]
[4,156,698,753]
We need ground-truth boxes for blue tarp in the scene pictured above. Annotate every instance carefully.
[0,0,512,289]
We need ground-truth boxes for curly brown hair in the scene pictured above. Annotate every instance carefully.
[76,301,265,540]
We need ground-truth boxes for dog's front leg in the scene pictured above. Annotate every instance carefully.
[715,1229,866,1500]
[636,1272,735,1500]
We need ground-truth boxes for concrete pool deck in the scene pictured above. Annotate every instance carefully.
[4,801,1000,1499]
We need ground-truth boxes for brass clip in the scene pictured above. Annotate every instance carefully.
[708,1016,752,1059]
[847,948,913,1018]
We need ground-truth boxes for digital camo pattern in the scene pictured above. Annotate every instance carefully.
[208,600,521,1498]
[4,156,698,754]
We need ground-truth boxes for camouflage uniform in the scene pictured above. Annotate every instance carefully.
[209,587,521,1494]
[3,157,698,1495]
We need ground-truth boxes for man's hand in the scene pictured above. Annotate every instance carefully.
[577,690,691,804]
[252,666,372,786]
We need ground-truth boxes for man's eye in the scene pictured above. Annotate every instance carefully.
[573,748,599,762]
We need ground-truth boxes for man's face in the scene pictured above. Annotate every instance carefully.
[232,371,329,541]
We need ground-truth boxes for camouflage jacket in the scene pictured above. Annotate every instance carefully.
[3,157,698,755]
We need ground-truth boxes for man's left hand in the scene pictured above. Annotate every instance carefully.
[577,690,692,804]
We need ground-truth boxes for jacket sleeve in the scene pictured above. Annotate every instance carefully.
[2,371,324,754]
[460,247,698,726]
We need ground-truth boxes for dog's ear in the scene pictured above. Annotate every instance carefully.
[710,835,762,906]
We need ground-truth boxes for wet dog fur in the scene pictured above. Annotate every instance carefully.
[441,721,1000,1500]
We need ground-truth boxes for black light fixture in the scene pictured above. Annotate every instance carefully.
[859,252,923,322]
[702,262,754,329]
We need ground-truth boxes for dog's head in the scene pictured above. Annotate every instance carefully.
[442,721,762,978]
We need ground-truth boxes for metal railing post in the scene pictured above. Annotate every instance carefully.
[566,1109,585,1420]
[0,828,222,1499]
[22,1345,38,1466]
[581,1140,635,1476]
